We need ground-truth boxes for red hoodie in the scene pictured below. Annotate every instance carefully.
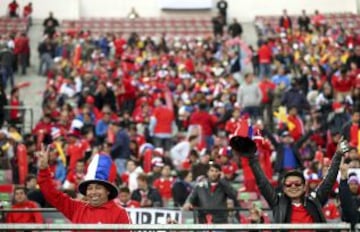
[38,168,131,225]
[189,110,217,136]
[6,201,44,223]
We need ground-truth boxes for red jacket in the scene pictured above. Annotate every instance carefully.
[153,106,174,134]
[6,201,44,223]
[331,75,353,93]
[189,110,217,136]
[258,79,276,103]
[153,177,175,200]
[38,168,131,224]
[258,44,272,64]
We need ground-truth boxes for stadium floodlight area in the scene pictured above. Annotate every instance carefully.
[0,223,351,231]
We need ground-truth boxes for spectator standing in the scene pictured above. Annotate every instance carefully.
[216,0,228,25]
[281,79,310,115]
[228,18,243,38]
[189,103,217,151]
[298,10,310,32]
[237,73,262,119]
[37,37,55,76]
[149,98,175,151]
[43,12,59,38]
[212,14,224,37]
[14,32,30,75]
[109,121,130,175]
[183,163,240,224]
[6,186,43,223]
[23,2,33,27]
[258,40,272,79]
[8,0,19,18]
[279,9,292,31]
[0,43,15,89]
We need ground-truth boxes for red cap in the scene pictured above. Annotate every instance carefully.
[222,165,235,175]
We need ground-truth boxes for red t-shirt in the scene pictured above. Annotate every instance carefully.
[6,201,43,223]
[331,75,353,93]
[291,203,314,223]
[258,80,276,103]
[258,44,272,64]
[8,2,18,13]
[66,142,86,171]
[23,5,32,17]
[153,177,174,200]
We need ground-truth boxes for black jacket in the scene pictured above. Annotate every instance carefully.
[172,179,192,207]
[131,187,163,207]
[249,151,342,223]
[186,178,239,223]
[263,129,313,173]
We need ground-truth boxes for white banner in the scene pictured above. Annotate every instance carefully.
[126,208,182,224]
[158,0,213,10]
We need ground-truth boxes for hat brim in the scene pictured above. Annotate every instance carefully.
[78,180,118,200]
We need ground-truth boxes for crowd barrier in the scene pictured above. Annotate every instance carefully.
[3,105,34,133]
[0,223,352,231]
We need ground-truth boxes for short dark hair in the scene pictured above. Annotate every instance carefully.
[283,170,306,184]
[119,186,130,194]
[25,174,36,183]
[178,170,190,180]
[137,173,148,182]
[14,185,27,194]
[208,163,222,172]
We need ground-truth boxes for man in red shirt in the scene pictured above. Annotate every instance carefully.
[153,164,175,204]
[37,149,131,225]
[149,98,175,151]
[258,75,276,129]
[117,186,140,208]
[258,40,272,79]
[23,2,32,18]
[331,66,354,101]
[14,32,30,75]
[6,186,44,223]
[8,0,19,18]
[189,102,217,150]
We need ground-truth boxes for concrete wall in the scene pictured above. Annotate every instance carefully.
[0,0,358,21]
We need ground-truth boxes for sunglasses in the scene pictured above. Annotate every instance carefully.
[284,182,303,188]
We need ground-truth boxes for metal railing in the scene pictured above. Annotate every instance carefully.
[3,105,34,133]
[0,223,351,231]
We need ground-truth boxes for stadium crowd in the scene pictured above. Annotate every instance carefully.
[0,3,360,227]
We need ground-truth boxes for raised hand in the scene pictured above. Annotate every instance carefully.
[336,138,350,156]
[37,144,50,170]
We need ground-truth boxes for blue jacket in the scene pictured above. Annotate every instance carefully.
[110,129,130,159]
[95,120,109,137]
